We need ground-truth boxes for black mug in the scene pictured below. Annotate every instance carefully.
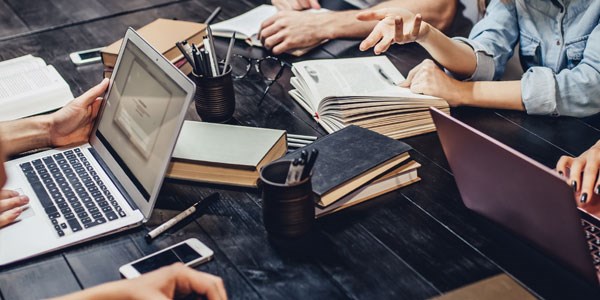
[260,160,314,238]
[192,65,235,123]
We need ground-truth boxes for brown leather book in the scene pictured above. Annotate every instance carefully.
[101,18,206,68]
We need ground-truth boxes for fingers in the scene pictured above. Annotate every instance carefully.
[569,158,585,194]
[359,23,384,51]
[0,206,24,228]
[272,40,293,55]
[73,79,109,108]
[91,97,103,121]
[356,9,387,22]
[272,0,292,10]
[0,194,29,213]
[259,15,278,36]
[0,189,19,199]
[263,31,287,50]
[259,21,284,45]
[581,161,599,205]
[411,14,422,39]
[556,155,572,179]
[171,264,227,300]
[400,63,422,88]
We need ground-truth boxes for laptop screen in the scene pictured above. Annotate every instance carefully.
[96,40,187,201]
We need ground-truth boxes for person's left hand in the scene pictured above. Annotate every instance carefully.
[48,79,109,148]
[0,189,28,228]
[400,59,458,104]
[259,10,330,55]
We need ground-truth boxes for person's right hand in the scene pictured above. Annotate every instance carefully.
[556,141,600,206]
[357,8,427,55]
[0,189,28,228]
[272,0,320,11]
[54,263,227,300]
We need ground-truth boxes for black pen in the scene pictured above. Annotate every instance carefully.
[204,6,222,25]
[145,193,220,242]
[191,46,201,75]
[176,41,194,67]
[301,149,319,179]
[223,32,236,75]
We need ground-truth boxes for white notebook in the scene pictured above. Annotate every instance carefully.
[0,55,73,121]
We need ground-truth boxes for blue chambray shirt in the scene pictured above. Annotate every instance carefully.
[454,0,600,117]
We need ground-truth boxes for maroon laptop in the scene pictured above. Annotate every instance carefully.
[430,107,600,284]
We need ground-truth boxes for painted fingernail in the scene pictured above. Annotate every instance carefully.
[572,180,578,191]
[19,195,29,204]
[596,185,600,195]
[581,193,588,204]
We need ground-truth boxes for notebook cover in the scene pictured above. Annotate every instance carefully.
[172,121,286,168]
[280,125,412,199]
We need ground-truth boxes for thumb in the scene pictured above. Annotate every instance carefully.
[356,9,387,21]
[74,78,109,107]
[309,0,321,9]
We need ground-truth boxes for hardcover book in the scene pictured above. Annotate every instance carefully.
[167,121,287,188]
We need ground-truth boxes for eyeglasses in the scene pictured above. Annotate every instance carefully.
[228,54,290,105]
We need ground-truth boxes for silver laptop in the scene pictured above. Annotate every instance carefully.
[0,28,195,266]
[430,107,600,284]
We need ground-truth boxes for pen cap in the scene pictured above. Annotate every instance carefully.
[192,64,235,123]
[259,160,314,239]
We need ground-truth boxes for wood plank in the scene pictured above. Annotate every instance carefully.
[0,255,81,299]
[0,0,28,37]
[63,233,144,288]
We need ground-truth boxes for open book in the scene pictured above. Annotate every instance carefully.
[289,56,449,139]
[0,55,73,122]
[211,5,329,56]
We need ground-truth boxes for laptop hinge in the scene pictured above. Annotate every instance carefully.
[87,148,138,212]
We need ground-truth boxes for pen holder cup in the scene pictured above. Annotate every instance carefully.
[192,65,235,123]
[260,160,315,239]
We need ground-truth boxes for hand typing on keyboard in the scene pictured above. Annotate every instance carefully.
[0,189,29,228]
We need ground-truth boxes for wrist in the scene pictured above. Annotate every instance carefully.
[416,22,434,45]
[39,114,55,148]
[319,12,339,40]
[451,80,471,106]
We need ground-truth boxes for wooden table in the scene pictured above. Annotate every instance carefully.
[1,0,600,299]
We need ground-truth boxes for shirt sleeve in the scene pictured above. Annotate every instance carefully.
[449,0,519,81]
[521,24,600,117]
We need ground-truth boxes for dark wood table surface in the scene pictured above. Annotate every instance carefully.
[1,0,600,299]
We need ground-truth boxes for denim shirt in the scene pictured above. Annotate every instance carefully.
[454,0,600,117]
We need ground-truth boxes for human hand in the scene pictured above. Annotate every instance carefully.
[556,141,600,206]
[0,189,28,228]
[48,79,108,148]
[399,59,458,104]
[357,8,427,55]
[55,263,227,300]
[259,10,330,55]
[272,0,320,11]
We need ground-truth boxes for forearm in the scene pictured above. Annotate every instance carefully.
[51,281,127,300]
[0,115,52,156]
[326,0,457,40]
[418,23,477,77]
[454,80,524,111]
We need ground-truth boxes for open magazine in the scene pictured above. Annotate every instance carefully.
[289,56,449,139]
[0,55,73,121]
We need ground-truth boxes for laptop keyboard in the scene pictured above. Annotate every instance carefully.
[581,213,600,271]
[20,148,126,237]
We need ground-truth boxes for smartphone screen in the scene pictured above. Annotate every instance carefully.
[131,244,203,274]
[78,50,101,60]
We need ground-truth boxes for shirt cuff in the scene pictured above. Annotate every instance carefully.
[451,37,495,81]
[521,67,559,116]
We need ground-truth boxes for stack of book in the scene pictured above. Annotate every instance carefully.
[280,125,420,218]
[289,56,450,140]
[0,55,73,121]
[101,19,206,78]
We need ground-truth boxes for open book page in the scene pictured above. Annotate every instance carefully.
[291,56,439,113]
[0,64,73,121]
[0,55,46,75]
[212,5,278,40]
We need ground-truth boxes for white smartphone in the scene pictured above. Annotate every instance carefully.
[69,47,103,65]
[119,238,214,279]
